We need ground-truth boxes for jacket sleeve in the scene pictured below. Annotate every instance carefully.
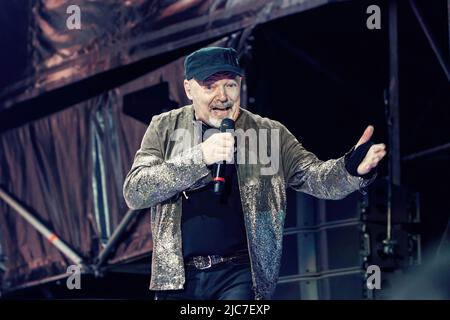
[123,115,210,209]
[280,123,376,200]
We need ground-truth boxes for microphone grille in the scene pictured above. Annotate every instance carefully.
[220,118,235,132]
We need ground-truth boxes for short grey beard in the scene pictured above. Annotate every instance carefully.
[208,116,224,128]
[209,101,233,128]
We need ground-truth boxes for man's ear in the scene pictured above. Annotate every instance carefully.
[184,79,193,100]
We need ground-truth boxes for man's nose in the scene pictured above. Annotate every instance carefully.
[216,86,228,102]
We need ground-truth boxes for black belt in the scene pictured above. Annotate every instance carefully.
[185,251,249,270]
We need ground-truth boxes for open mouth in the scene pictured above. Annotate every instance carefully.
[211,106,232,111]
[210,106,231,118]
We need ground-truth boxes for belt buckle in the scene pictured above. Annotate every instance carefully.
[193,256,212,270]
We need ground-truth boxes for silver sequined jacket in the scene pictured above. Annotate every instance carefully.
[123,104,375,299]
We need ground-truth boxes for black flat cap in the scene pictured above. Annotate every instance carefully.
[184,47,243,81]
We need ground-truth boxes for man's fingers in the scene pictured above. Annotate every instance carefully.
[222,140,234,149]
[220,148,234,162]
[365,144,386,162]
[368,152,385,164]
[219,132,233,140]
[214,132,234,147]
[377,150,387,158]
[356,125,374,148]
[370,143,386,153]
[358,143,387,175]
[371,150,386,159]
[223,133,234,143]
[218,146,234,153]
[372,155,382,163]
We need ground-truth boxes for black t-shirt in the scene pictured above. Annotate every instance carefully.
[181,123,248,258]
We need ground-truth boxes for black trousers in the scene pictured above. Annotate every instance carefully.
[154,254,254,300]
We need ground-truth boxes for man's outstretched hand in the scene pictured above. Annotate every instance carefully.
[355,125,387,176]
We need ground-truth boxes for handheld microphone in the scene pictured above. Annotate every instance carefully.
[213,118,235,195]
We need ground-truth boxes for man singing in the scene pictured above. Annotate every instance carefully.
[123,47,386,300]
